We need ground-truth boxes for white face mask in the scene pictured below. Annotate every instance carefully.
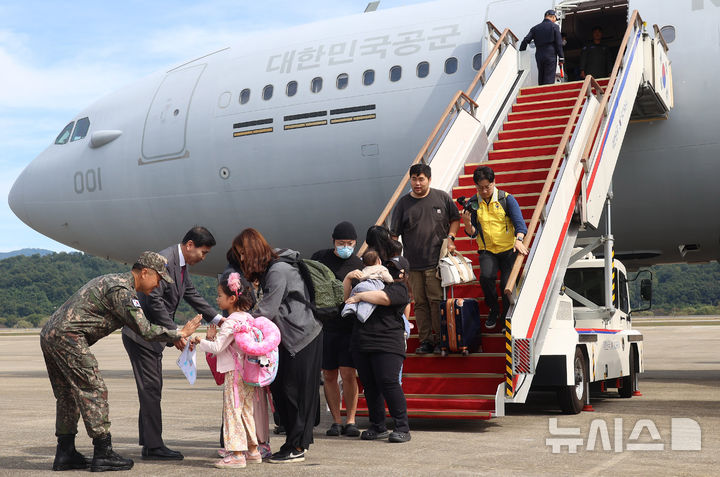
[562,39,567,46]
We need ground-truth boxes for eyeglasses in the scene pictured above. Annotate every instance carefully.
[476,184,494,192]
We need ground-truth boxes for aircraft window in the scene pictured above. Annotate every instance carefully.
[472,53,483,71]
[239,88,250,104]
[445,57,458,74]
[262,84,274,101]
[311,77,323,93]
[417,61,429,78]
[363,69,375,86]
[55,121,74,145]
[71,117,90,142]
[660,25,675,44]
[286,81,298,97]
[336,73,349,90]
[389,65,402,82]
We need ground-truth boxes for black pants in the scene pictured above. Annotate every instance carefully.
[352,351,409,433]
[478,249,517,317]
[536,51,557,85]
[270,330,323,451]
[122,334,164,448]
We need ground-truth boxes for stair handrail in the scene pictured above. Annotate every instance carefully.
[503,75,605,300]
[503,10,643,302]
[358,24,519,254]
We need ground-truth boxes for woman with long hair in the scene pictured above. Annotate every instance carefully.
[227,228,322,464]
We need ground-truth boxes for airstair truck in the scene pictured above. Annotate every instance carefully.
[532,239,652,414]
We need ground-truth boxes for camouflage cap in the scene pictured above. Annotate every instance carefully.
[137,251,174,284]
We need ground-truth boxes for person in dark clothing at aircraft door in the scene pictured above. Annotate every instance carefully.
[519,9,565,85]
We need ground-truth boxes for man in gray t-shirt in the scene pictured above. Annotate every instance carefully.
[391,164,460,354]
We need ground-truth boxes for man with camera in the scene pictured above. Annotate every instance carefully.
[391,163,460,354]
[461,166,528,328]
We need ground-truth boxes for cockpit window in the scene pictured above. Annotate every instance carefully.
[71,117,90,142]
[55,121,74,145]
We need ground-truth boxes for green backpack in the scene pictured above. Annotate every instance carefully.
[273,256,345,323]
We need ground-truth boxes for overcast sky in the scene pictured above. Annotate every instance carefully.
[0,0,426,252]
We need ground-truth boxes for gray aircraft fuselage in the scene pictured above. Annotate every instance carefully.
[8,0,720,274]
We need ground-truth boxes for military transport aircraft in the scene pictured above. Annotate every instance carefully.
[8,0,720,274]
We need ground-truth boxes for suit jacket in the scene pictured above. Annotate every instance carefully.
[122,245,218,353]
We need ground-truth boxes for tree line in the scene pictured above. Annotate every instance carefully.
[0,252,718,328]
[0,252,217,328]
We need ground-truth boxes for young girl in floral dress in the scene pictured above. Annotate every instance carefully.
[195,272,261,468]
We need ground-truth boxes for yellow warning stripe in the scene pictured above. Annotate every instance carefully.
[284,120,328,130]
[505,319,513,397]
[330,113,376,124]
[233,127,273,137]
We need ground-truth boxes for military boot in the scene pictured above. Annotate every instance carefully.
[90,434,133,472]
[52,434,90,471]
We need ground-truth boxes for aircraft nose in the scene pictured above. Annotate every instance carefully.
[8,167,30,227]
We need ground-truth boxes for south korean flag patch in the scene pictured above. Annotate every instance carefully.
[132,299,142,308]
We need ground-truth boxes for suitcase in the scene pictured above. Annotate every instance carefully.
[439,297,482,356]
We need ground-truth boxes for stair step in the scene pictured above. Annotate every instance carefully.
[407,335,507,354]
[488,145,558,161]
[493,134,562,150]
[458,168,552,186]
[519,78,608,96]
[351,407,493,420]
[507,106,575,122]
[498,124,574,141]
[403,354,505,373]
[503,115,574,131]
[512,97,580,112]
[465,157,555,174]
[401,374,504,395]
[453,182,546,198]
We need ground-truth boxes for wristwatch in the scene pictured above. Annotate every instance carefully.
[516,236,524,241]
[448,235,456,241]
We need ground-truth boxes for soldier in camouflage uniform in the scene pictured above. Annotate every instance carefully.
[40,251,202,472]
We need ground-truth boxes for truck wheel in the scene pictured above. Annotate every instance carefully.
[619,348,636,398]
[557,348,587,414]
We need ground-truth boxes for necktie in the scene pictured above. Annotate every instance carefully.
[180,265,186,285]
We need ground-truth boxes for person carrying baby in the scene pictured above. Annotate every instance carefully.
[194,272,260,469]
[341,249,394,322]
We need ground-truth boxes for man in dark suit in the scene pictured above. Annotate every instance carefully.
[520,9,565,85]
[122,226,222,460]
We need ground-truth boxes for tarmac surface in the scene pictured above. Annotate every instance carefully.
[0,320,717,476]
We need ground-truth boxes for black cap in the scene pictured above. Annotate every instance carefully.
[387,256,410,280]
[332,221,357,240]
[545,9,557,17]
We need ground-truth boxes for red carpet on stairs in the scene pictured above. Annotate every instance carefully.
[346,79,608,421]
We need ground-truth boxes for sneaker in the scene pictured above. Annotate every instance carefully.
[326,423,342,436]
[214,453,246,469]
[360,428,391,440]
[245,450,263,464]
[342,423,360,437]
[258,443,272,459]
[217,448,231,458]
[414,341,434,354]
[432,344,442,354]
[389,431,412,443]
[268,448,305,464]
[486,309,499,329]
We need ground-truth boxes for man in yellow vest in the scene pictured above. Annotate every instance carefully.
[462,166,529,328]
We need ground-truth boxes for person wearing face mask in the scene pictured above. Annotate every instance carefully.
[311,221,363,438]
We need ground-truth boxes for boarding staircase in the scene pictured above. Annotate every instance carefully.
[348,12,672,420]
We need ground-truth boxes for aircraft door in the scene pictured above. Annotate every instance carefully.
[141,64,206,163]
